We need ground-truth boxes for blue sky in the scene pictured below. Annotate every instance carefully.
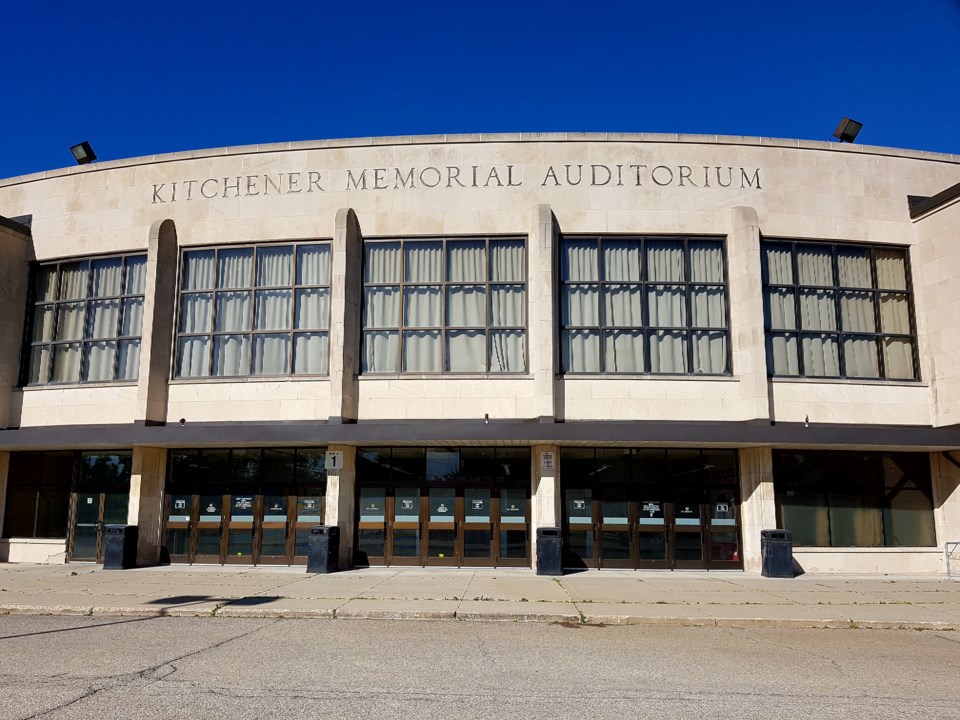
[3,0,960,179]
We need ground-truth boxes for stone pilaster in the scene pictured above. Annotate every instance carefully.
[932,453,960,567]
[0,219,31,429]
[328,209,363,423]
[324,444,356,569]
[530,205,559,422]
[0,450,9,537]
[530,444,561,569]
[739,446,777,573]
[136,219,179,424]
[128,446,167,566]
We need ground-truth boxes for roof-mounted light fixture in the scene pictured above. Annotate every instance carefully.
[69,141,97,165]
[832,118,863,144]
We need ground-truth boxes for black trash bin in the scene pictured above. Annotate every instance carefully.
[307,526,340,574]
[536,527,563,576]
[102,525,138,570]
[760,529,794,578]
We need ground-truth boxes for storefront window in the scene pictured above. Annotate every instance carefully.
[774,451,935,547]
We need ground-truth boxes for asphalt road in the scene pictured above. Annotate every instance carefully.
[1,615,958,719]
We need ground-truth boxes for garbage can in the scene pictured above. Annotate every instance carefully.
[760,529,794,578]
[536,527,563,576]
[102,525,138,570]
[307,525,340,574]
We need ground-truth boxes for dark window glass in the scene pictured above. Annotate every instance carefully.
[774,451,935,547]
[3,452,75,538]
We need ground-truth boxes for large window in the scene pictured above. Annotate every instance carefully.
[762,241,917,379]
[26,254,146,384]
[3,451,75,538]
[362,237,526,373]
[560,236,728,374]
[774,451,936,547]
[176,242,331,378]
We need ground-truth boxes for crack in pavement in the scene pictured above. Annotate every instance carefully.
[716,626,852,680]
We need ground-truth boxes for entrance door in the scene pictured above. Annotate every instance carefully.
[225,494,256,564]
[69,452,132,563]
[390,487,422,565]
[194,494,225,563]
[425,487,457,565]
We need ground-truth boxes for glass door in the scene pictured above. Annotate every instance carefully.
[71,493,103,561]
[496,487,529,566]
[671,495,705,569]
[563,488,597,568]
[194,494,224,563]
[225,494,256,563]
[425,487,457,565]
[164,494,194,563]
[636,496,669,569]
[599,489,632,568]
[390,487,422,565]
[69,452,131,563]
[258,495,290,564]
[463,488,493,565]
[292,492,324,564]
[357,487,387,565]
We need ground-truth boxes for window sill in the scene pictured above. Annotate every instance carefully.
[562,374,737,381]
[792,546,940,553]
[771,376,926,388]
[359,373,534,381]
[169,376,331,385]
[18,382,139,392]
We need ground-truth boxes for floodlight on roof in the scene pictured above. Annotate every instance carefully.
[832,118,863,144]
[69,141,97,165]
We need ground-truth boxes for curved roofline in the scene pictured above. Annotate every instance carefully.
[2,132,958,187]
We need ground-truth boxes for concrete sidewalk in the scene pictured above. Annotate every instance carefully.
[1,564,959,630]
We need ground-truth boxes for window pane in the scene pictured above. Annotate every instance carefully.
[212,335,250,376]
[293,332,329,374]
[121,298,144,336]
[563,285,599,326]
[839,291,875,332]
[836,248,872,288]
[446,286,486,327]
[602,240,641,282]
[765,289,796,330]
[252,334,290,375]
[90,257,123,297]
[88,299,119,338]
[297,244,331,285]
[404,287,441,328]
[29,346,52,384]
[55,303,85,341]
[257,246,292,287]
[490,286,524,327]
[490,239,525,282]
[215,291,252,332]
[769,334,799,375]
[603,330,644,372]
[649,331,687,373]
[879,293,910,334]
[217,248,254,288]
[446,330,486,372]
[693,331,727,374]
[295,288,330,330]
[797,245,833,286]
[842,336,879,378]
[883,338,915,379]
[180,293,212,333]
[875,249,907,290]
[562,239,599,281]
[254,289,292,331]
[690,242,723,282]
[59,262,89,300]
[403,330,441,372]
[647,286,685,327]
[691,287,725,328]
[801,335,840,376]
[489,330,525,372]
[563,329,600,373]
[646,241,684,282]
[32,305,55,342]
[125,256,147,294]
[36,266,58,302]
[364,242,400,283]
[117,340,140,380]
[53,343,82,382]
[764,244,794,285]
[364,287,400,327]
[83,341,116,381]
[404,241,442,283]
[362,331,399,372]
[183,250,215,290]
[603,286,642,327]
[447,240,486,282]
[177,337,210,377]
[799,289,836,331]
[882,455,935,547]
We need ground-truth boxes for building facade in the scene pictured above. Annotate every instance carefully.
[0,133,959,574]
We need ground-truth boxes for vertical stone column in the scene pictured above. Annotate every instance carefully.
[324,444,356,570]
[739,447,777,573]
[727,206,770,421]
[0,219,31,429]
[932,453,960,572]
[0,451,10,538]
[128,446,167,566]
[136,219,179,425]
[328,209,363,423]
[530,205,559,422]
[530,444,561,569]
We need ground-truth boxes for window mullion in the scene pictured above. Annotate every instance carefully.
[791,243,804,377]
[684,238,694,375]
[831,245,845,377]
